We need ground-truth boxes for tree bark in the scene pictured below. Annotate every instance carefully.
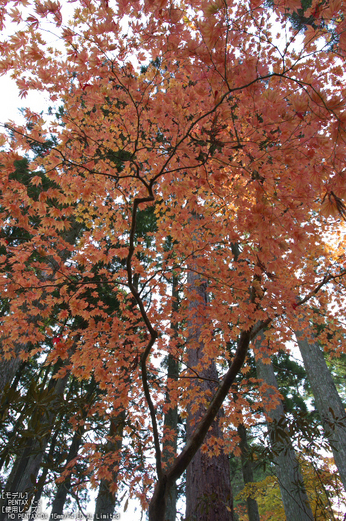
[185,267,233,521]
[49,426,85,521]
[0,367,70,521]
[237,423,260,521]
[295,327,346,491]
[254,333,314,521]
[0,357,24,404]
[148,324,253,520]
[0,364,27,474]
[29,424,61,520]
[162,273,179,521]
[93,411,125,521]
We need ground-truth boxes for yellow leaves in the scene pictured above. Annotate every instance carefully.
[235,475,285,521]
[182,16,197,32]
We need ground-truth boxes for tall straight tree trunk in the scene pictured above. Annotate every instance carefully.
[0,364,28,474]
[29,423,61,520]
[185,265,233,521]
[254,333,314,521]
[237,423,260,521]
[295,327,346,491]
[93,411,126,521]
[0,365,70,521]
[48,379,97,520]
[49,425,85,521]
[162,273,180,521]
[0,355,25,403]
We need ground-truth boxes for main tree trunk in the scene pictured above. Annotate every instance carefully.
[185,267,233,521]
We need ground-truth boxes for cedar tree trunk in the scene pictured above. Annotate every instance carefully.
[162,274,180,521]
[185,268,233,521]
[237,423,260,521]
[295,328,346,491]
[254,334,313,521]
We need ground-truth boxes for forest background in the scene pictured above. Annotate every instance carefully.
[1,0,346,520]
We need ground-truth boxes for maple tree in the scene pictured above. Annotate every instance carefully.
[1,0,346,519]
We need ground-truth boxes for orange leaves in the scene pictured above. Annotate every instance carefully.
[290,93,309,114]
[1,0,346,510]
[278,0,305,11]
[35,1,62,25]
[26,44,44,62]
[15,78,29,99]
[26,15,39,29]
[321,0,343,21]
[167,7,183,24]
[200,434,225,457]
[30,175,42,187]
[48,336,70,363]
[321,191,346,220]
[9,30,28,51]
[250,0,264,7]
[9,7,23,24]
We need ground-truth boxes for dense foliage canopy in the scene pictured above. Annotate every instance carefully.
[1,0,346,519]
